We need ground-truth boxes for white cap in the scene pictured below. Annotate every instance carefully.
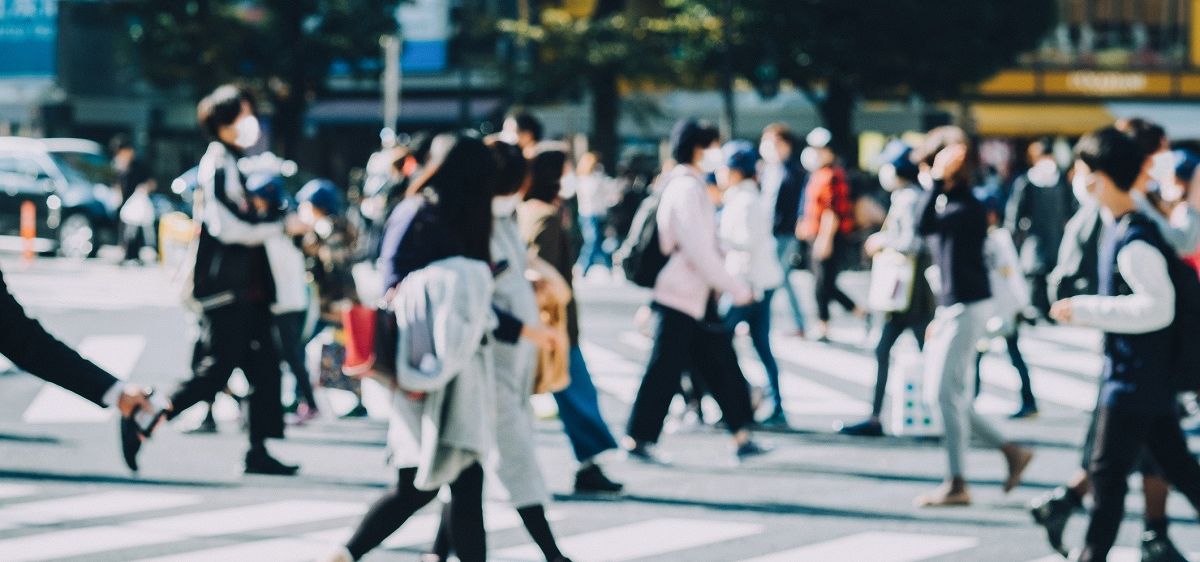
[806,127,832,148]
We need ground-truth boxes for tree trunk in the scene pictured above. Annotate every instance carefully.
[816,80,858,170]
[590,68,620,172]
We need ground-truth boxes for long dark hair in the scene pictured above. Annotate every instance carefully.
[525,149,567,204]
[407,133,496,262]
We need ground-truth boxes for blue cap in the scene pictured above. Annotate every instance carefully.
[245,174,286,207]
[298,179,345,216]
[878,140,919,183]
[722,140,759,178]
[1174,149,1200,183]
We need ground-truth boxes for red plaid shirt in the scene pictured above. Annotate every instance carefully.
[800,165,854,239]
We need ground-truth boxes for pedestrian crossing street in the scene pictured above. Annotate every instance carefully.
[0,481,1164,562]
[581,323,1106,423]
[14,322,1106,427]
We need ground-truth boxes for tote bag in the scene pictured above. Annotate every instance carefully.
[868,249,917,313]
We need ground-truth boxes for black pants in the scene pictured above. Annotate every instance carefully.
[871,313,930,417]
[170,303,284,444]
[346,464,485,561]
[273,311,317,410]
[1081,407,1200,561]
[812,238,856,322]
[1028,273,1050,321]
[973,330,1036,409]
[626,304,754,444]
[123,223,150,262]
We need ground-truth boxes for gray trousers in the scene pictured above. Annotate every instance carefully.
[924,300,1007,478]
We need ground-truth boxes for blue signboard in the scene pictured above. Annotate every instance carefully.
[0,0,57,77]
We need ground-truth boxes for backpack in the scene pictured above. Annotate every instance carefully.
[1119,214,1200,393]
[616,192,669,288]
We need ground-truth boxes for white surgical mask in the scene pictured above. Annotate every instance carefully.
[759,141,780,164]
[878,164,901,192]
[800,147,821,172]
[1072,172,1094,206]
[699,147,724,173]
[1150,151,1176,188]
[1160,181,1185,203]
[234,115,261,149]
[492,195,519,217]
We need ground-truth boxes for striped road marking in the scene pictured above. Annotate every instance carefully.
[495,518,763,561]
[743,531,978,562]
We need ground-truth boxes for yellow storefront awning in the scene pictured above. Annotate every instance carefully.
[971,103,1115,137]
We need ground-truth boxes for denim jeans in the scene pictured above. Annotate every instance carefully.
[725,291,784,418]
[577,215,612,276]
[554,345,619,462]
[774,236,806,332]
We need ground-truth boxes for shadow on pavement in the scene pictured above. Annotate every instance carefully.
[0,469,237,489]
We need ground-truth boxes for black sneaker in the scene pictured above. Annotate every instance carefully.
[574,464,624,494]
[120,415,143,472]
[1030,487,1076,556]
[340,404,369,419]
[186,411,218,434]
[245,450,300,476]
[735,440,773,462]
[837,419,885,437]
[624,441,670,466]
[1009,405,1040,420]
[1142,531,1189,562]
[758,412,790,429]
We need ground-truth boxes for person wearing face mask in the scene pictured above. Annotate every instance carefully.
[759,123,809,338]
[518,148,625,495]
[1046,126,1200,562]
[797,128,864,342]
[1115,118,1200,258]
[912,126,1033,507]
[1006,139,1074,321]
[717,141,787,427]
[623,119,769,465]
[838,142,936,437]
[123,84,309,475]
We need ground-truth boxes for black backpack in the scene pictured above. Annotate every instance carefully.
[1120,214,1200,393]
[616,192,669,289]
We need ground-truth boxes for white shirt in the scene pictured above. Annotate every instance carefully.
[575,172,612,218]
[719,179,785,296]
[1068,240,1175,334]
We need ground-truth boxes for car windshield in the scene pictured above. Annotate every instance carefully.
[49,151,113,186]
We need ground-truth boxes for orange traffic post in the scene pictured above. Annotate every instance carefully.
[20,201,35,262]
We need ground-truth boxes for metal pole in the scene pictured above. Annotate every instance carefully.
[382,34,402,132]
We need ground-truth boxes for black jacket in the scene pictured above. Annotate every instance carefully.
[917,184,992,307]
[771,159,806,237]
[0,268,118,407]
[191,143,280,310]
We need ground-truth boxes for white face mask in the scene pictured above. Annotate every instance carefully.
[759,141,780,164]
[1150,151,1175,188]
[800,147,821,172]
[1160,181,1185,203]
[492,195,519,217]
[878,164,901,192]
[1072,172,1095,206]
[699,147,724,173]
[918,170,934,190]
[234,115,261,149]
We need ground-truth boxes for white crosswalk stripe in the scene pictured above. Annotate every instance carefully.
[21,335,147,424]
[1026,547,1200,562]
[0,499,363,562]
[495,517,763,561]
[0,484,37,500]
[0,490,202,532]
[743,531,978,562]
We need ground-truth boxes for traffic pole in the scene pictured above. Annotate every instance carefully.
[20,201,35,262]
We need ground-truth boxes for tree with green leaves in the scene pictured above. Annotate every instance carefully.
[497,0,718,168]
[120,0,401,158]
[685,0,1057,162]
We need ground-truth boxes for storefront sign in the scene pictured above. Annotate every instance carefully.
[0,0,57,78]
[1044,71,1172,97]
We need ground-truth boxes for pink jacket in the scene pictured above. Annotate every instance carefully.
[653,165,749,319]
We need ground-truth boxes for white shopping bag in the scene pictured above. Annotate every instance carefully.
[889,353,943,437]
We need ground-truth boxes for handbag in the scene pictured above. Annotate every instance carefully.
[316,335,360,393]
[340,303,399,386]
[527,255,571,394]
[867,249,917,313]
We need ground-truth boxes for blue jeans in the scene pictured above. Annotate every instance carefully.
[554,345,619,462]
[774,236,807,332]
[577,215,612,275]
[725,292,784,418]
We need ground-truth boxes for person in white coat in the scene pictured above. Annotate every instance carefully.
[423,141,572,562]
[717,141,787,426]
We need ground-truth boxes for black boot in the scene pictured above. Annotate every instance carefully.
[574,464,624,494]
[245,448,300,476]
[1142,530,1188,562]
[1030,486,1080,556]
